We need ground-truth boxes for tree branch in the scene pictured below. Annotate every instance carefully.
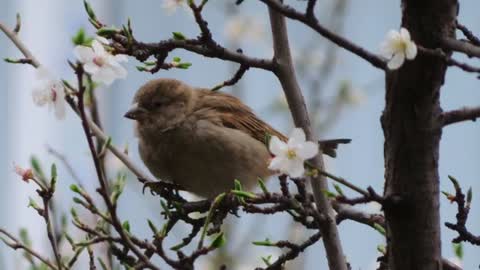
[442,106,480,127]
[267,3,348,269]
[441,37,480,58]
[259,0,386,70]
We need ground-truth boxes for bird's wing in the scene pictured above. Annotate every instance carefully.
[193,90,350,157]
[194,90,287,145]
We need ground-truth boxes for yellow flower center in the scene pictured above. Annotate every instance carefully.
[393,39,407,52]
[287,149,297,159]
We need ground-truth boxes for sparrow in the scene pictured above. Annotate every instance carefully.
[125,78,349,198]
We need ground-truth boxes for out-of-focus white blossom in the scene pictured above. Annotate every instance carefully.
[32,67,66,120]
[268,128,318,178]
[380,27,417,70]
[224,15,265,43]
[74,39,128,85]
[162,0,189,15]
[338,80,366,105]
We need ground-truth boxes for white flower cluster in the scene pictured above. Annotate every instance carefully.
[32,36,128,119]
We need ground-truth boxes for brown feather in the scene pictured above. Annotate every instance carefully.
[193,90,287,144]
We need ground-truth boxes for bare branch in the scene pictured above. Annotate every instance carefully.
[259,0,386,70]
[456,22,480,46]
[267,3,348,269]
[441,37,480,58]
[0,229,58,270]
[442,106,480,127]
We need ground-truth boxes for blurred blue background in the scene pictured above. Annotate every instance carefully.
[1,0,479,269]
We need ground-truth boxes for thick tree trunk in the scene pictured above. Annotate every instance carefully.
[382,1,458,270]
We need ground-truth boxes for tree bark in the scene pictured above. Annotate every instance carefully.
[382,1,458,269]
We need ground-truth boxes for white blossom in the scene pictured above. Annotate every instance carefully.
[380,27,417,70]
[268,128,318,178]
[224,15,265,43]
[32,67,66,120]
[74,39,128,85]
[162,0,189,15]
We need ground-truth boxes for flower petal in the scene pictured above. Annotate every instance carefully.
[83,62,100,75]
[114,54,128,63]
[269,136,287,156]
[288,128,306,146]
[405,42,417,60]
[54,97,66,120]
[91,40,106,55]
[387,52,405,70]
[74,46,95,63]
[268,156,288,171]
[286,159,305,178]
[35,66,52,80]
[399,28,411,41]
[95,36,110,45]
[32,88,49,106]
[297,141,319,159]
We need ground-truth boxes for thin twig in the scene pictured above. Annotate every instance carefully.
[0,229,58,270]
[259,0,386,70]
[74,64,161,270]
[441,37,480,58]
[456,22,480,46]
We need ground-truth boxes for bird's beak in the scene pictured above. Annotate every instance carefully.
[124,103,147,120]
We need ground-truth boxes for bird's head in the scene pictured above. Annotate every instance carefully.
[125,78,194,136]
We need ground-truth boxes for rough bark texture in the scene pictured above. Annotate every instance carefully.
[382,1,458,270]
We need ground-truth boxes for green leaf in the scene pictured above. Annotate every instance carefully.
[252,238,273,246]
[27,197,40,210]
[172,32,186,40]
[143,61,156,66]
[19,228,31,247]
[373,223,386,236]
[257,178,269,194]
[72,197,84,205]
[50,163,57,192]
[466,187,472,205]
[231,190,257,199]
[376,244,386,254]
[209,232,226,249]
[172,56,181,63]
[30,156,46,181]
[177,62,192,69]
[233,179,243,191]
[160,200,171,217]
[321,189,337,198]
[70,184,81,194]
[96,27,119,37]
[136,66,149,72]
[83,0,97,20]
[147,219,158,234]
[261,255,272,266]
[72,28,88,45]
[453,243,463,259]
[70,208,79,222]
[448,175,460,190]
[122,221,130,232]
[98,258,108,270]
[333,184,344,196]
[170,242,188,251]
